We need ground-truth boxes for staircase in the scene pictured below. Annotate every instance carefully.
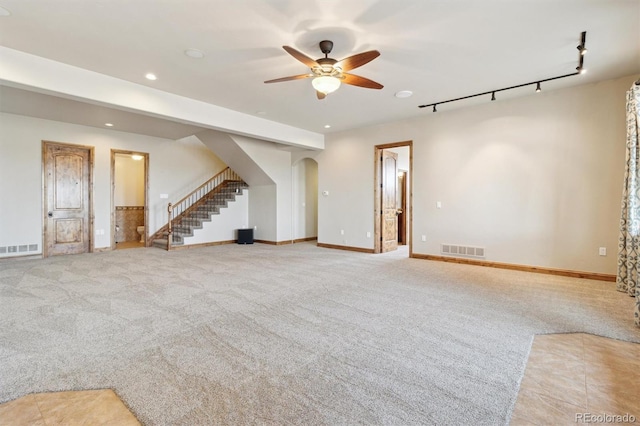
[151,168,248,250]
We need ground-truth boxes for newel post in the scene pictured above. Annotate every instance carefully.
[167,202,173,251]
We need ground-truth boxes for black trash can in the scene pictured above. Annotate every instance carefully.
[237,228,254,244]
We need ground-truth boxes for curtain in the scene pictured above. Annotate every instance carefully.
[617,82,640,327]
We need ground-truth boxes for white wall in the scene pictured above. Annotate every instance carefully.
[0,113,227,254]
[114,154,145,206]
[233,136,293,242]
[249,185,277,241]
[317,75,637,274]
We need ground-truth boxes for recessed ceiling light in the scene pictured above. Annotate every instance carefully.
[145,73,157,81]
[395,90,413,99]
[184,48,205,59]
[104,123,114,127]
[324,124,331,129]
[0,6,11,16]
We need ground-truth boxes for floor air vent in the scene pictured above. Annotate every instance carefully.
[441,244,485,258]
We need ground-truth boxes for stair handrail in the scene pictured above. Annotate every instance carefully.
[166,167,243,250]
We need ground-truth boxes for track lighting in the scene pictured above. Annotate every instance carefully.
[418,31,587,111]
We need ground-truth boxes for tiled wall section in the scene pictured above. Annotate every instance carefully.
[115,206,144,243]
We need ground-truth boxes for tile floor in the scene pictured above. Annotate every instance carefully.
[0,333,637,425]
[511,333,640,425]
[115,241,145,250]
[0,389,139,425]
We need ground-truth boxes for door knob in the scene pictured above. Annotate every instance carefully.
[48,211,53,217]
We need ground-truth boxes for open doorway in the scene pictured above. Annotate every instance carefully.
[292,158,318,243]
[373,141,412,256]
[111,150,149,250]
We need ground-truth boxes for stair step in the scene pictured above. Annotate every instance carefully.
[152,237,185,249]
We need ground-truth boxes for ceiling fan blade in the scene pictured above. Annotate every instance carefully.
[282,46,319,68]
[342,73,384,89]
[316,91,326,100]
[335,50,380,72]
[264,74,313,84]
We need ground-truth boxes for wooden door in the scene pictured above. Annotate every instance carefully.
[43,142,92,256]
[397,171,407,245]
[381,150,398,253]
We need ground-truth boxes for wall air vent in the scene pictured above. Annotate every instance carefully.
[0,243,39,256]
[441,243,485,259]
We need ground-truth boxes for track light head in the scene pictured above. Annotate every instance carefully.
[577,45,587,55]
[535,82,541,93]
[433,104,437,112]
[576,66,586,75]
[491,92,496,101]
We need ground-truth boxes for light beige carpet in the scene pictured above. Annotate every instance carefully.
[0,242,638,425]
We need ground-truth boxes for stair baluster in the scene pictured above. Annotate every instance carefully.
[167,202,173,251]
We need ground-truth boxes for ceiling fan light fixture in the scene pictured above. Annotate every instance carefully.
[312,76,341,95]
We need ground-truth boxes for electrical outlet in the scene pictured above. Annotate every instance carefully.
[340,229,344,235]
[599,247,607,256]
[436,201,442,209]
[421,235,426,242]
[366,232,371,238]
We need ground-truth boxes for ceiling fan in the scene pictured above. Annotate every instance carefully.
[264,40,383,100]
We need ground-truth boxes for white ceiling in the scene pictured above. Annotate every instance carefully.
[0,0,638,136]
